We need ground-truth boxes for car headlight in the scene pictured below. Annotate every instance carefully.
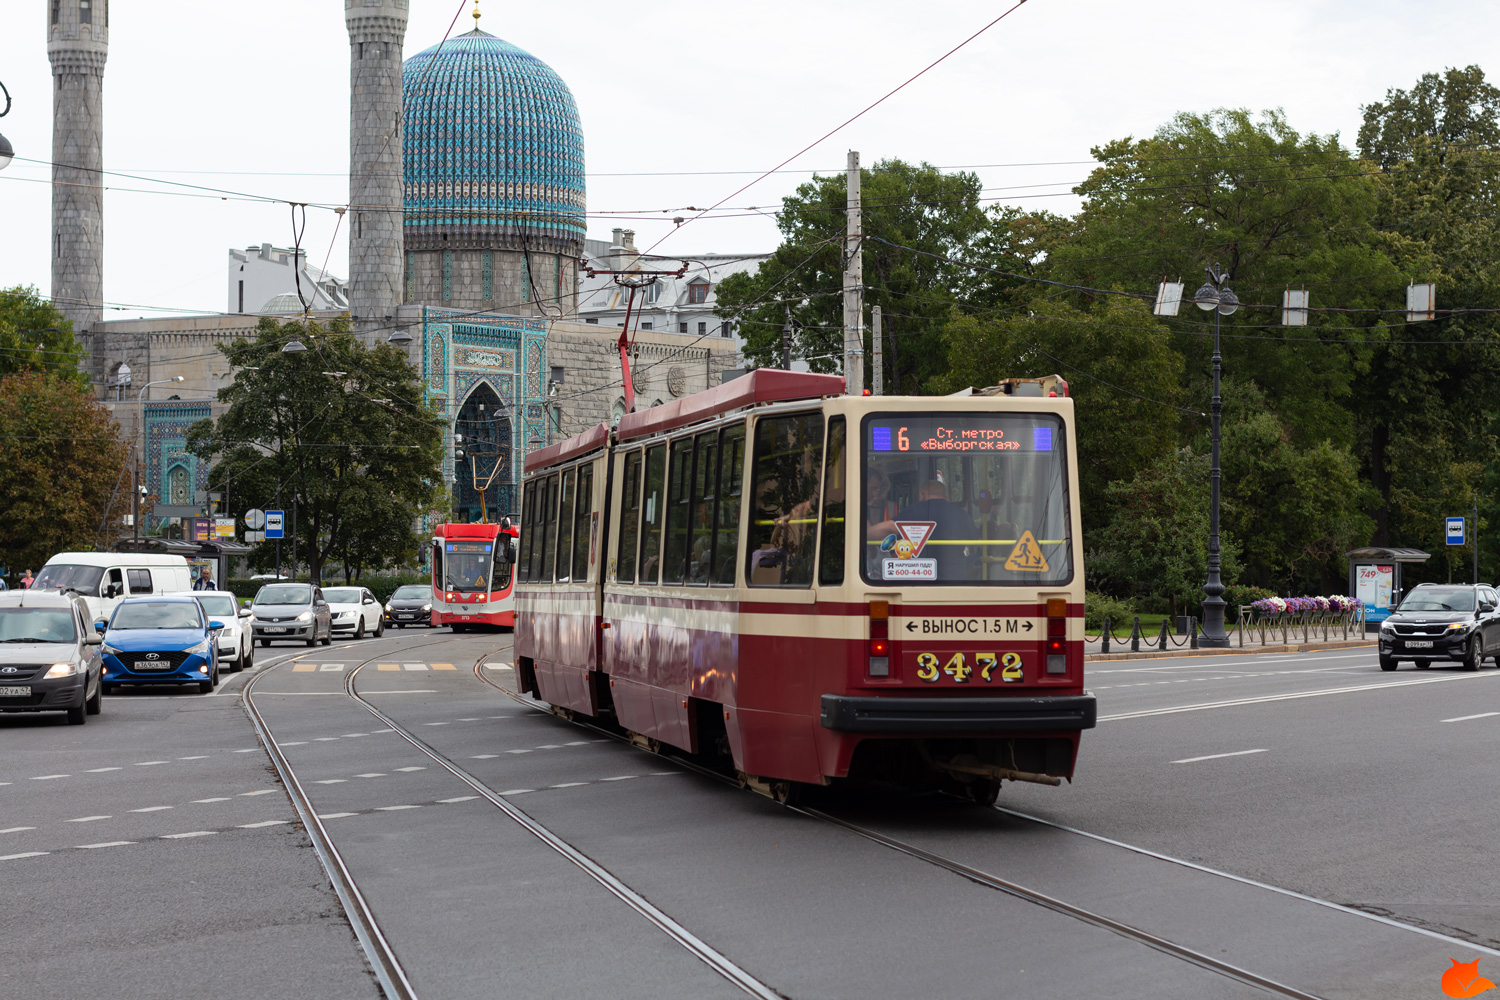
[1379,621,1395,632]
[422,604,432,612]
[186,638,212,656]
[45,662,79,678]
[384,603,393,612]
[296,611,312,622]
[1447,622,1475,633]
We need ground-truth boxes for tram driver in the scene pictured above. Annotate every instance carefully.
[869,479,980,579]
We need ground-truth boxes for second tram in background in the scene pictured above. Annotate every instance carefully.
[513,370,1095,803]
[431,521,519,631]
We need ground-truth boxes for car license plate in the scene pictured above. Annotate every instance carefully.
[1406,640,1433,648]
[398,614,415,620]
[265,627,287,633]
[134,660,169,671]
[0,685,30,697]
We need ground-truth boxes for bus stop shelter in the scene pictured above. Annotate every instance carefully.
[113,538,252,590]
[1346,546,1431,627]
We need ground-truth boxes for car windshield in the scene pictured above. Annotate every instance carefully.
[193,596,238,617]
[1400,589,1476,612]
[323,588,362,604]
[256,585,311,605]
[861,412,1073,585]
[0,607,78,643]
[392,586,429,599]
[111,601,203,630]
[32,564,105,594]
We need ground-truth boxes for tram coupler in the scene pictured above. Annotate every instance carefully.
[930,757,1062,787]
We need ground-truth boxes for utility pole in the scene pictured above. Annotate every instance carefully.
[1475,493,1480,586]
[782,305,793,370]
[843,150,864,396]
[872,305,883,396]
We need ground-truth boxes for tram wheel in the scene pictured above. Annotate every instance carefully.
[963,779,1002,807]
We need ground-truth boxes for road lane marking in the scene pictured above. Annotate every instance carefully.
[1090,651,1376,673]
[66,816,111,823]
[506,749,532,754]
[375,805,421,811]
[32,775,69,780]
[471,754,499,759]
[278,741,308,746]
[0,827,36,834]
[77,842,133,849]
[313,779,347,784]
[395,767,426,773]
[601,776,639,781]
[239,790,276,797]
[1,852,49,860]
[233,749,258,752]
[1172,749,1269,764]
[161,831,216,839]
[318,812,357,819]
[130,806,172,813]
[485,662,511,670]
[422,722,448,726]
[437,796,479,803]
[458,717,480,721]
[432,663,457,671]
[551,782,588,788]
[1443,712,1500,723]
[192,798,230,803]
[372,728,395,733]
[377,664,399,671]
[359,690,437,695]
[313,737,339,742]
[402,663,428,671]
[135,761,169,766]
[237,820,290,828]
[1101,672,1500,721]
[498,789,533,795]
[177,756,209,760]
[319,664,345,672]
[340,733,367,738]
[86,767,121,773]
[292,664,315,673]
[356,773,386,778]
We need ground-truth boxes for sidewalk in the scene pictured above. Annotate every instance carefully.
[1085,638,1375,662]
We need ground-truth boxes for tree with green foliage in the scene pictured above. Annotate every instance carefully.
[714,158,989,392]
[0,286,86,381]
[0,373,130,576]
[186,317,447,584]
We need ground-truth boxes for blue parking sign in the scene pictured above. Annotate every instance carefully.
[1447,517,1466,546]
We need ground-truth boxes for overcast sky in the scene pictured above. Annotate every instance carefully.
[1,0,1497,319]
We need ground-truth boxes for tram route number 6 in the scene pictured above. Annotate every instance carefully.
[915,652,1023,684]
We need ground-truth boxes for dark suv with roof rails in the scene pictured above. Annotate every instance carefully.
[1379,583,1500,671]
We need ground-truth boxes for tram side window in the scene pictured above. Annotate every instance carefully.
[686,431,719,585]
[555,468,577,584]
[536,474,559,584]
[662,439,694,585]
[518,481,537,583]
[818,417,847,586]
[572,464,594,583]
[746,412,824,588]
[615,451,642,583]
[711,424,745,586]
[638,444,667,585]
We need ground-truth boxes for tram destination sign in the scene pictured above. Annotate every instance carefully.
[869,417,1057,454]
[892,615,1043,637]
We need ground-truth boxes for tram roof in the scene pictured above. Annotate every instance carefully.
[524,420,611,474]
[616,369,845,444]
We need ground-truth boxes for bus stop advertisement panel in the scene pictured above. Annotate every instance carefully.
[1347,547,1431,628]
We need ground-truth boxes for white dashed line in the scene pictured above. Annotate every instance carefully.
[505,749,532,754]
[1443,712,1500,723]
[601,776,638,782]
[355,773,386,778]
[312,779,347,785]
[565,741,590,746]
[77,841,133,850]
[371,729,395,733]
[422,722,448,726]
[135,761,169,766]
[437,796,479,803]
[277,741,308,747]
[470,754,499,759]
[313,738,340,742]
[32,775,69,781]
[318,812,357,819]
[484,663,511,670]
[0,827,36,834]
[319,664,346,672]
[237,820,290,829]
[1172,749,1270,764]
[498,789,533,796]
[130,806,173,813]
[340,733,368,738]
[66,816,111,823]
[537,745,562,750]
[550,782,587,788]
[650,771,683,776]
[192,798,231,803]
[160,831,217,839]
[402,663,428,671]
[177,756,209,760]
[232,749,258,753]
[375,805,421,811]
[395,767,426,773]
[2,852,50,860]
[458,718,480,721]
[239,790,275,797]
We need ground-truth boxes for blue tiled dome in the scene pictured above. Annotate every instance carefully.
[402,29,585,252]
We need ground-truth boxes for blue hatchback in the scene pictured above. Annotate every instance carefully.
[98,596,225,694]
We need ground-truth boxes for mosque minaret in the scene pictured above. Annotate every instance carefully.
[48,0,109,336]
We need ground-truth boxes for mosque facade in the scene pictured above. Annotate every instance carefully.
[62,2,737,531]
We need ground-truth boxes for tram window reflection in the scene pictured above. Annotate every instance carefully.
[555,468,577,584]
[711,424,746,586]
[537,474,559,584]
[747,412,824,588]
[572,464,594,583]
[616,451,643,583]
[517,481,536,583]
[663,439,693,585]
[687,431,718,585]
[818,416,847,586]
[638,444,667,585]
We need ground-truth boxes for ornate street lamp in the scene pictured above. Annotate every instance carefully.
[0,78,13,172]
[1194,264,1237,647]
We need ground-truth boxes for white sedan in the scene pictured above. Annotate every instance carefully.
[177,591,254,672]
[323,586,385,639]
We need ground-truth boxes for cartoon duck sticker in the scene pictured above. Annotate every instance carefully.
[880,534,917,560]
[1443,958,1496,998]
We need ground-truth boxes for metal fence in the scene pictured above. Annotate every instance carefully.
[1085,606,1369,654]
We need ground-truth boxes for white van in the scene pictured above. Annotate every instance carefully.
[33,553,193,622]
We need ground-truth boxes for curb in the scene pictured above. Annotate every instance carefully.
[1085,639,1375,662]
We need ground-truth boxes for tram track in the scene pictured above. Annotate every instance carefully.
[243,632,786,1000]
[466,648,1337,1000]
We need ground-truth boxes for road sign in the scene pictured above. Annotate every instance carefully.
[214,518,235,539]
[1447,517,1466,546]
[244,531,266,543]
[265,510,285,539]
[245,508,266,530]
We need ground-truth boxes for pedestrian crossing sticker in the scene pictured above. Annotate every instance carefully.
[1004,530,1050,573]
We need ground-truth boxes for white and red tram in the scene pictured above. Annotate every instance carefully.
[431,521,519,630]
[514,370,1095,800]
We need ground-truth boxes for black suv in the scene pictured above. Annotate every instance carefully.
[1379,583,1500,671]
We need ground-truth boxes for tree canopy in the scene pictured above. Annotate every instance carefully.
[0,286,86,382]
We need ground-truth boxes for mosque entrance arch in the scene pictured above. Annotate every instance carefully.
[454,382,513,523]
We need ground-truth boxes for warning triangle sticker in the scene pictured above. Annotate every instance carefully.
[894,521,938,556]
[1004,530,1050,572]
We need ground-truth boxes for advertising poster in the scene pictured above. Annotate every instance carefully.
[1356,564,1394,609]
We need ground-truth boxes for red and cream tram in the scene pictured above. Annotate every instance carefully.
[514,370,1095,801]
[431,521,519,630]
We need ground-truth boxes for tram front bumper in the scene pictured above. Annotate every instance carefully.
[819,693,1097,735]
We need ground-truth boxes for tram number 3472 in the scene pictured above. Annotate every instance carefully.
[915,652,1024,684]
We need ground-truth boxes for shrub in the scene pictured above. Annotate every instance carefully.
[1085,590,1136,630]
[1223,584,1275,612]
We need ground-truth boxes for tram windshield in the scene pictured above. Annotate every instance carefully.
[440,540,507,593]
[861,413,1072,586]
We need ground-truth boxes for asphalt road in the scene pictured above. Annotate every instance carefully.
[4,634,1493,999]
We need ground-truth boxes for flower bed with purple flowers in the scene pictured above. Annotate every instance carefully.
[1247,595,1363,617]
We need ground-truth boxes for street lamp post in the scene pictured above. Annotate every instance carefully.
[0,77,14,172]
[133,376,185,546]
[1194,265,1238,648]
